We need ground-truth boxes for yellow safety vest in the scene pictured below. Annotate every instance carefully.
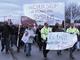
[66,27,79,35]
[41,27,52,40]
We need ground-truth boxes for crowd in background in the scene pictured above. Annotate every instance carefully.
[0,19,80,60]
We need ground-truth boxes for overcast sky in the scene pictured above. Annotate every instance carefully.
[0,0,79,16]
[0,0,79,24]
[25,0,80,4]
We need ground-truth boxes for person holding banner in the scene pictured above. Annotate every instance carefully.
[41,23,52,59]
[22,25,35,56]
[52,23,64,56]
[66,23,79,59]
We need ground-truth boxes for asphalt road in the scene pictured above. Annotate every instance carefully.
[0,42,80,60]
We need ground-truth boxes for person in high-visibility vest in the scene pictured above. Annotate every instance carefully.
[66,23,79,59]
[66,24,79,35]
[41,23,52,59]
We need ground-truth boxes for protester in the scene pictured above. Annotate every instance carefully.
[10,25,18,47]
[77,26,80,50]
[66,23,79,59]
[36,25,42,51]
[52,23,64,56]
[17,25,25,52]
[41,23,52,59]
[22,25,35,56]
[8,21,15,48]
[15,25,19,47]
[1,21,12,54]
[0,23,3,40]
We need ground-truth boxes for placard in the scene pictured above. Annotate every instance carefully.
[46,32,77,50]
[24,3,65,25]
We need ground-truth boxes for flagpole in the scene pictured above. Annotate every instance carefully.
[17,24,21,47]
[64,2,67,30]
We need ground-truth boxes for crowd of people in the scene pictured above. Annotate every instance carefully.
[0,21,25,53]
[0,20,80,60]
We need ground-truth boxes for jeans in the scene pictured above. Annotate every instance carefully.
[25,43,32,55]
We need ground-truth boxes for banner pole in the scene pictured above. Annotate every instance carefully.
[17,24,21,47]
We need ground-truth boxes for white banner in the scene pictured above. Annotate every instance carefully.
[46,32,77,50]
[24,3,65,25]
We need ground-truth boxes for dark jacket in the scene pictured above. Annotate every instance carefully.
[52,26,64,32]
[36,28,41,39]
[2,24,11,38]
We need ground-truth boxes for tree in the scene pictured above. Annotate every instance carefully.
[65,3,80,23]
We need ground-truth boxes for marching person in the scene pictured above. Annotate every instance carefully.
[66,23,79,59]
[1,21,11,54]
[52,23,64,56]
[36,25,42,51]
[41,23,52,59]
[8,20,14,48]
[22,25,35,56]
[77,26,80,51]
[17,25,25,52]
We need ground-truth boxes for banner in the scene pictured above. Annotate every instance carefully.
[24,3,65,25]
[46,32,77,50]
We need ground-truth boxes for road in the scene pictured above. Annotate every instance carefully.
[0,42,80,60]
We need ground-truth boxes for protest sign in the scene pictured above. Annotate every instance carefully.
[46,32,77,50]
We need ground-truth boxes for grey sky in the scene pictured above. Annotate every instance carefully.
[0,0,79,24]
[25,0,80,4]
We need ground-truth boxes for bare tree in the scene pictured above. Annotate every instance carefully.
[65,3,80,23]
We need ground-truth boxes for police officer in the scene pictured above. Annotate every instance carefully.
[66,23,79,59]
[41,23,52,59]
